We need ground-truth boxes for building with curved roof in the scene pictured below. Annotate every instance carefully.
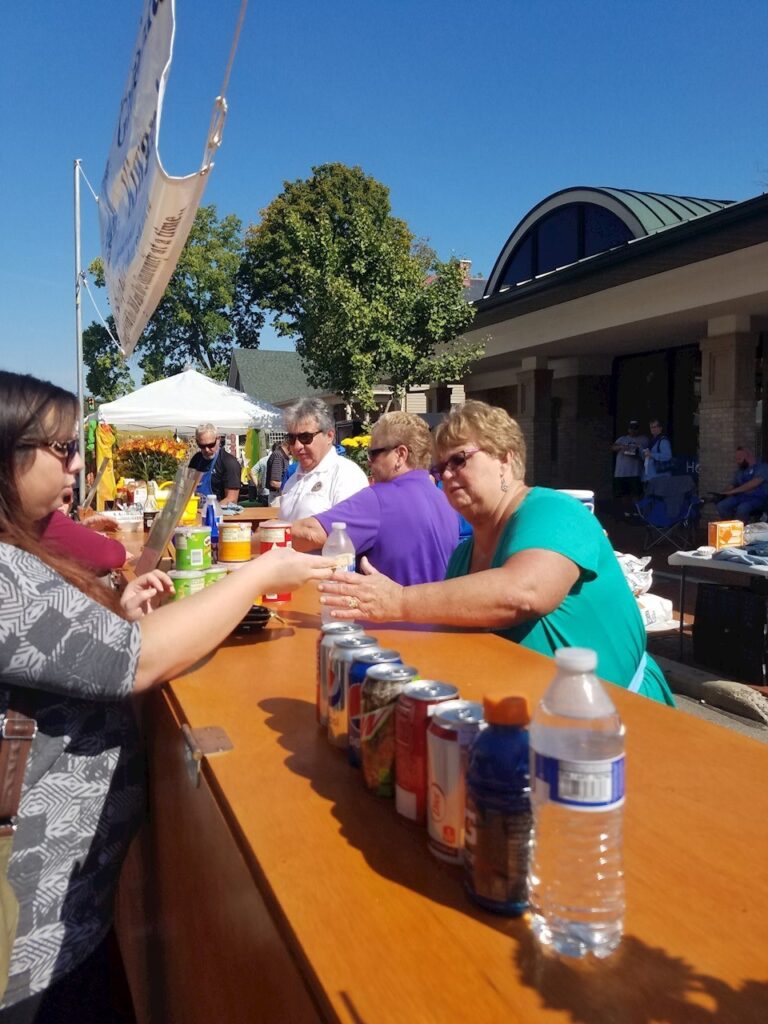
[449,186,768,504]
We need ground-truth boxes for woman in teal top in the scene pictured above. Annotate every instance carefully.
[319,400,674,706]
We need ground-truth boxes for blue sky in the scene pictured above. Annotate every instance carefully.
[1,0,766,392]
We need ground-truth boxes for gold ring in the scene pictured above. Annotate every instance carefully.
[347,596,359,609]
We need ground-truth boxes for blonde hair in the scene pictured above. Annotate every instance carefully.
[433,400,526,479]
[372,412,432,469]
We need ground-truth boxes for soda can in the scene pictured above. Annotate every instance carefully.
[395,680,459,822]
[316,623,363,726]
[427,700,485,863]
[347,649,402,767]
[328,635,379,748]
[360,664,420,797]
[259,521,292,602]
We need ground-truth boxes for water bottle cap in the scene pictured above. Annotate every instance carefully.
[554,647,598,673]
[482,694,530,726]
[331,521,347,530]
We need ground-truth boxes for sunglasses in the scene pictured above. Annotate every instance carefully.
[198,440,218,450]
[367,445,395,462]
[18,439,79,467]
[286,430,323,445]
[430,447,481,480]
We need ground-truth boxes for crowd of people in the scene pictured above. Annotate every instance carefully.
[1,370,686,1021]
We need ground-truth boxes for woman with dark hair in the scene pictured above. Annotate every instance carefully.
[0,371,333,1021]
[319,400,674,707]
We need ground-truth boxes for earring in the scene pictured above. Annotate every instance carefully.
[500,477,509,493]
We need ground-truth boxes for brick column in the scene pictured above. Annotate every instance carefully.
[516,361,553,485]
[698,318,758,505]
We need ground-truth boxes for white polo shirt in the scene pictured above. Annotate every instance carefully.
[279,448,368,522]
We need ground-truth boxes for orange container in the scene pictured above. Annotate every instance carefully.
[258,521,292,603]
[707,520,744,550]
[219,521,253,562]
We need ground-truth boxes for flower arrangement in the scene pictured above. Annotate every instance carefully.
[114,436,190,482]
[341,434,372,471]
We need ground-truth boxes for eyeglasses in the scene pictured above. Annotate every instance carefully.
[198,440,218,451]
[18,439,79,467]
[430,447,481,480]
[367,446,395,462]
[286,430,323,446]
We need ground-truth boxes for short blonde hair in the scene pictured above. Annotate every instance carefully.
[433,401,526,480]
[372,412,432,470]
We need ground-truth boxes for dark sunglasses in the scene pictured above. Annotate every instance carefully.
[198,441,218,450]
[367,446,395,462]
[430,447,480,480]
[286,430,323,445]
[18,439,79,466]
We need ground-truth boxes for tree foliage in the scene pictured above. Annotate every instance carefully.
[84,204,262,390]
[242,163,481,411]
[82,317,133,401]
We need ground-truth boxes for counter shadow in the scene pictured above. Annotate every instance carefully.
[260,695,768,1024]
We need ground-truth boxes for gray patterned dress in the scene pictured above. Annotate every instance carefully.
[0,543,144,1008]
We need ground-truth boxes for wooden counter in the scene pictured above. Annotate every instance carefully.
[116,586,768,1024]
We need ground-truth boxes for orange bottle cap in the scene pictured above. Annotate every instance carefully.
[482,694,530,726]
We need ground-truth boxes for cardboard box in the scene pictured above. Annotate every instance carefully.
[707,520,744,550]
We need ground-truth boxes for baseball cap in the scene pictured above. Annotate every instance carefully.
[628,419,639,427]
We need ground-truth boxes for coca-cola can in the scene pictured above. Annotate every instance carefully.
[395,680,459,822]
[347,649,402,767]
[316,623,363,726]
[360,664,419,797]
[427,700,485,863]
[328,635,378,748]
[259,521,292,602]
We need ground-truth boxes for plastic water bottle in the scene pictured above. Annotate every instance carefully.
[528,647,625,959]
[464,695,532,914]
[321,522,356,623]
[203,495,220,562]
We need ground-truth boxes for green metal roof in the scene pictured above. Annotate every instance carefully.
[592,187,732,234]
[228,349,328,406]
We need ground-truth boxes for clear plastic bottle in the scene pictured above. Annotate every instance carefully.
[203,495,220,562]
[321,522,356,624]
[528,647,626,959]
[464,695,532,914]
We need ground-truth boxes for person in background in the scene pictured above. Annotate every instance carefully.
[40,488,127,575]
[642,419,673,483]
[291,412,459,585]
[188,423,241,504]
[248,451,270,505]
[278,399,368,521]
[318,400,674,706]
[715,447,768,522]
[0,370,333,1021]
[266,438,291,507]
[611,419,648,517]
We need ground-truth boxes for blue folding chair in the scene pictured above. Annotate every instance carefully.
[635,475,703,551]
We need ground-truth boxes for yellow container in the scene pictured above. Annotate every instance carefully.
[708,520,744,550]
[219,521,253,562]
[156,485,199,525]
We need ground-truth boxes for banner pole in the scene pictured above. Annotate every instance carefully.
[73,159,86,502]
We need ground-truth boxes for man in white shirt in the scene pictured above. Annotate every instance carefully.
[278,398,368,521]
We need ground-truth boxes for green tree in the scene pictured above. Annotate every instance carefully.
[242,163,481,412]
[82,316,133,401]
[85,204,262,387]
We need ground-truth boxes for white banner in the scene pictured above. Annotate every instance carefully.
[99,0,224,358]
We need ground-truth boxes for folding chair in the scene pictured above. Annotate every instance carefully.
[634,475,703,551]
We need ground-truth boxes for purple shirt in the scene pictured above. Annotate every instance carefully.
[315,470,459,585]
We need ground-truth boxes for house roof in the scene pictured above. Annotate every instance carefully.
[228,349,329,406]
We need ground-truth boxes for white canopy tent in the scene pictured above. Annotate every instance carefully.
[97,368,282,434]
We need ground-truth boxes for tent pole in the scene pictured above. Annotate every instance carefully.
[73,159,86,501]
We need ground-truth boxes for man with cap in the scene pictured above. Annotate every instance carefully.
[611,419,649,516]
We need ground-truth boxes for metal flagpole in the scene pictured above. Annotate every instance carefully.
[74,159,86,502]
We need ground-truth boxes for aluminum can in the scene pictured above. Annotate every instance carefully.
[360,665,420,797]
[395,680,459,822]
[259,521,292,602]
[347,649,402,767]
[427,700,485,863]
[316,623,363,726]
[328,635,378,747]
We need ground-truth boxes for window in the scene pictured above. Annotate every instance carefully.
[537,205,579,275]
[584,205,632,257]
[499,233,533,289]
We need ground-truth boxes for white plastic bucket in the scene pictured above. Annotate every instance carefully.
[557,489,595,514]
